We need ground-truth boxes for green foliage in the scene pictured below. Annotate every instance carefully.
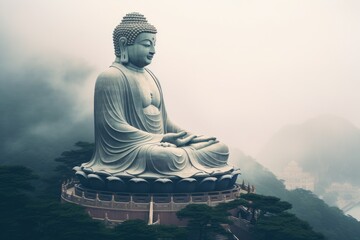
[177,204,232,240]
[175,194,324,240]
[0,161,189,240]
[111,220,188,240]
[42,141,94,199]
[152,224,187,240]
[235,151,360,240]
[254,212,325,240]
[55,141,94,180]
[215,194,325,240]
[3,142,359,240]
[113,220,157,240]
[0,165,38,240]
[0,165,38,192]
[0,165,113,240]
[241,193,292,216]
[287,189,360,240]
[25,201,111,240]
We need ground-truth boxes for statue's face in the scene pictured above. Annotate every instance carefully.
[127,32,156,68]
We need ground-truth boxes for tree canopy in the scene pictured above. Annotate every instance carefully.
[3,142,359,240]
[177,204,232,240]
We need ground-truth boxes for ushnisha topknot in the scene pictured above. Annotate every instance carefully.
[113,12,157,57]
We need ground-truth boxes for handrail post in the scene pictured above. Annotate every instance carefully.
[170,195,174,211]
[96,193,99,206]
[111,194,115,207]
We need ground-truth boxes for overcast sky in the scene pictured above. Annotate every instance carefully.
[1,0,360,157]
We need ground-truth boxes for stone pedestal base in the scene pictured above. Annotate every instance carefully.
[61,180,243,226]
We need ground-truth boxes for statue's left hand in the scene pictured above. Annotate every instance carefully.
[190,135,217,144]
[162,131,197,147]
[190,139,219,150]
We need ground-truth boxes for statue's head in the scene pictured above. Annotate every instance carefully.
[113,12,157,68]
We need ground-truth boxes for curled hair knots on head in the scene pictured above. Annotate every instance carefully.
[113,12,157,57]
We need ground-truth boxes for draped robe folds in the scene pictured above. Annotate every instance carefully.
[82,62,233,179]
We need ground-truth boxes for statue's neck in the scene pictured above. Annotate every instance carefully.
[114,57,145,73]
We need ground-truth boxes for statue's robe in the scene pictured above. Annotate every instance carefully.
[82,62,233,178]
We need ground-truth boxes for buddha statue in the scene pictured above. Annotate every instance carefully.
[79,13,235,187]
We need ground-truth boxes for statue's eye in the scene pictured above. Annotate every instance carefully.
[141,41,151,47]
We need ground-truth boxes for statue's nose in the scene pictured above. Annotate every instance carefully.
[150,45,156,54]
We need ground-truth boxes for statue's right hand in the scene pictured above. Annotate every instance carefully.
[162,131,197,147]
[159,142,177,148]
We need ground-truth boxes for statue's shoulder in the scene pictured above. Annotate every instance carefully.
[96,64,127,85]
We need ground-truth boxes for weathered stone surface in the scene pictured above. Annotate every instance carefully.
[75,12,237,192]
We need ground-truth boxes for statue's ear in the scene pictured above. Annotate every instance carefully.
[119,37,128,64]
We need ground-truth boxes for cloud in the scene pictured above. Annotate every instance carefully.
[0,32,94,173]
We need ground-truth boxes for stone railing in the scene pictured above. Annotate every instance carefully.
[61,182,243,212]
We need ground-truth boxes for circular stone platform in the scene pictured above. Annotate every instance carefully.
[61,180,244,226]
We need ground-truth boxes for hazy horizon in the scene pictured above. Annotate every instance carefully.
[1,0,360,158]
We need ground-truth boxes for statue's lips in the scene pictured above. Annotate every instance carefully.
[147,56,153,60]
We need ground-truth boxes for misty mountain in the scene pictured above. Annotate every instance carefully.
[257,115,360,192]
[229,147,360,240]
[229,148,287,196]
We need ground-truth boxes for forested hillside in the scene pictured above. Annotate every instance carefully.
[1,143,359,240]
[231,149,360,240]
